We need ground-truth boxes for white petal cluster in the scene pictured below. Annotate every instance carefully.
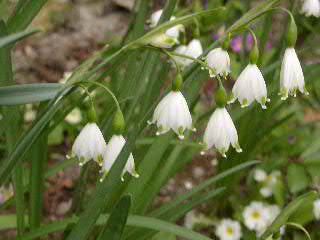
[280,48,308,100]
[203,107,242,157]
[254,169,280,198]
[149,91,193,140]
[102,135,139,180]
[243,202,282,236]
[313,199,320,220]
[230,64,269,109]
[206,48,231,77]
[216,219,242,240]
[174,39,203,67]
[150,9,184,42]
[71,123,107,166]
[175,39,203,66]
[301,0,320,17]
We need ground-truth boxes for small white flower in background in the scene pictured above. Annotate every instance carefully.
[0,184,14,205]
[254,169,280,198]
[65,108,82,125]
[102,135,139,181]
[243,202,270,234]
[149,9,184,40]
[216,219,242,240]
[301,0,320,17]
[149,91,193,140]
[59,71,72,84]
[148,33,177,48]
[280,48,308,100]
[203,107,242,157]
[313,199,320,220]
[24,104,37,122]
[230,64,269,109]
[205,48,231,77]
[71,123,107,166]
[254,169,267,182]
[174,39,203,67]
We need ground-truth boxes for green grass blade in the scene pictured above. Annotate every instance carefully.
[260,191,318,239]
[16,214,212,240]
[98,195,132,240]
[0,29,39,48]
[151,161,260,217]
[7,0,48,33]
[0,83,62,105]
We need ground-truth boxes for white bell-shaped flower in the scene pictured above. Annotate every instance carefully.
[174,39,203,67]
[230,64,269,109]
[206,48,230,77]
[203,107,242,157]
[149,91,193,140]
[71,123,107,166]
[280,48,308,100]
[102,135,139,181]
[148,33,177,48]
[301,0,320,17]
[149,9,184,41]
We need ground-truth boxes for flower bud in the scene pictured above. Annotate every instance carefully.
[172,74,183,91]
[215,86,228,108]
[249,45,259,64]
[113,110,125,135]
[287,17,297,47]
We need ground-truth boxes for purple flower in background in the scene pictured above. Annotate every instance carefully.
[231,36,243,53]
[246,34,254,51]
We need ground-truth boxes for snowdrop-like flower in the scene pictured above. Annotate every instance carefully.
[313,199,320,220]
[174,39,203,67]
[206,48,231,77]
[149,91,193,140]
[280,48,308,100]
[243,202,270,234]
[65,108,82,124]
[254,169,280,198]
[216,219,242,240]
[102,135,139,180]
[230,64,269,109]
[149,9,184,40]
[301,0,320,17]
[71,123,107,166]
[203,108,242,157]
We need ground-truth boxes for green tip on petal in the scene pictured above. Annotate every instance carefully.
[100,171,108,182]
[304,87,310,96]
[178,126,185,140]
[79,156,86,166]
[279,88,288,101]
[240,99,249,108]
[220,148,227,158]
[97,155,103,167]
[235,143,243,153]
[132,170,140,178]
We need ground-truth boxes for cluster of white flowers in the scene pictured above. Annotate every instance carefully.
[301,0,320,17]
[216,219,242,240]
[254,169,280,198]
[71,122,138,181]
[243,202,282,237]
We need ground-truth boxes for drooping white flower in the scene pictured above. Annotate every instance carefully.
[301,0,320,17]
[206,48,231,77]
[148,33,177,48]
[149,9,184,42]
[313,199,320,220]
[230,64,269,109]
[102,135,139,181]
[243,202,270,234]
[254,170,280,198]
[203,107,242,157]
[216,219,242,240]
[174,39,203,67]
[71,123,107,166]
[149,91,193,140]
[65,108,82,124]
[280,48,308,100]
